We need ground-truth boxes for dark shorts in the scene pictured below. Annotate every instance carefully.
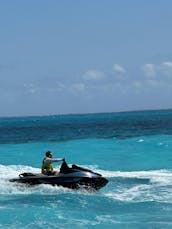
[43,171,56,176]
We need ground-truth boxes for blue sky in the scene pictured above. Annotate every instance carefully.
[0,0,172,116]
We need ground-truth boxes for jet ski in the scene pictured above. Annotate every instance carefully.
[9,160,108,190]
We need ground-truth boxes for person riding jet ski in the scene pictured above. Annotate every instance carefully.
[10,154,108,190]
[41,151,64,176]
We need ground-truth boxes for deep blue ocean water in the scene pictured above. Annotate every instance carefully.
[1,110,172,228]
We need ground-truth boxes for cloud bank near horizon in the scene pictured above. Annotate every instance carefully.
[0,60,172,116]
[1,61,172,96]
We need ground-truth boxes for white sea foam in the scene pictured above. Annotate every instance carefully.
[97,168,172,184]
[97,168,172,203]
[137,139,144,142]
[1,163,172,185]
[0,164,73,195]
[1,164,172,203]
[96,166,172,203]
[95,215,120,224]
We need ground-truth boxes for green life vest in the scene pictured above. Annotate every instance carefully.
[41,158,54,173]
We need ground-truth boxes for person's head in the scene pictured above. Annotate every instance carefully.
[45,151,53,158]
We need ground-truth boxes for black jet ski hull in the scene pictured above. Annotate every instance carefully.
[10,175,108,190]
[9,161,108,190]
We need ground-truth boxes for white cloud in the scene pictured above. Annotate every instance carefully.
[142,64,156,78]
[162,61,172,68]
[143,61,172,78]
[23,83,38,94]
[145,79,162,88]
[82,70,105,81]
[112,64,126,74]
[54,82,66,92]
[71,83,85,92]
[161,61,172,77]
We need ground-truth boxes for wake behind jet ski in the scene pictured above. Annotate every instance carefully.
[9,160,108,190]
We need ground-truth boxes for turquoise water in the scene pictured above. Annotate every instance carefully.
[1,110,172,228]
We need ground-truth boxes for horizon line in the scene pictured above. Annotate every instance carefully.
[0,107,172,119]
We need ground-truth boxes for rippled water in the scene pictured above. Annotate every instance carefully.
[1,110,172,228]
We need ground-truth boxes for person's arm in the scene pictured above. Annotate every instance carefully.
[51,158,64,162]
[44,158,64,164]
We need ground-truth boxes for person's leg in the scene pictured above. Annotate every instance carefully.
[54,171,60,176]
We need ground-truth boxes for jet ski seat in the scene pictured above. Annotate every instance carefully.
[19,173,36,178]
